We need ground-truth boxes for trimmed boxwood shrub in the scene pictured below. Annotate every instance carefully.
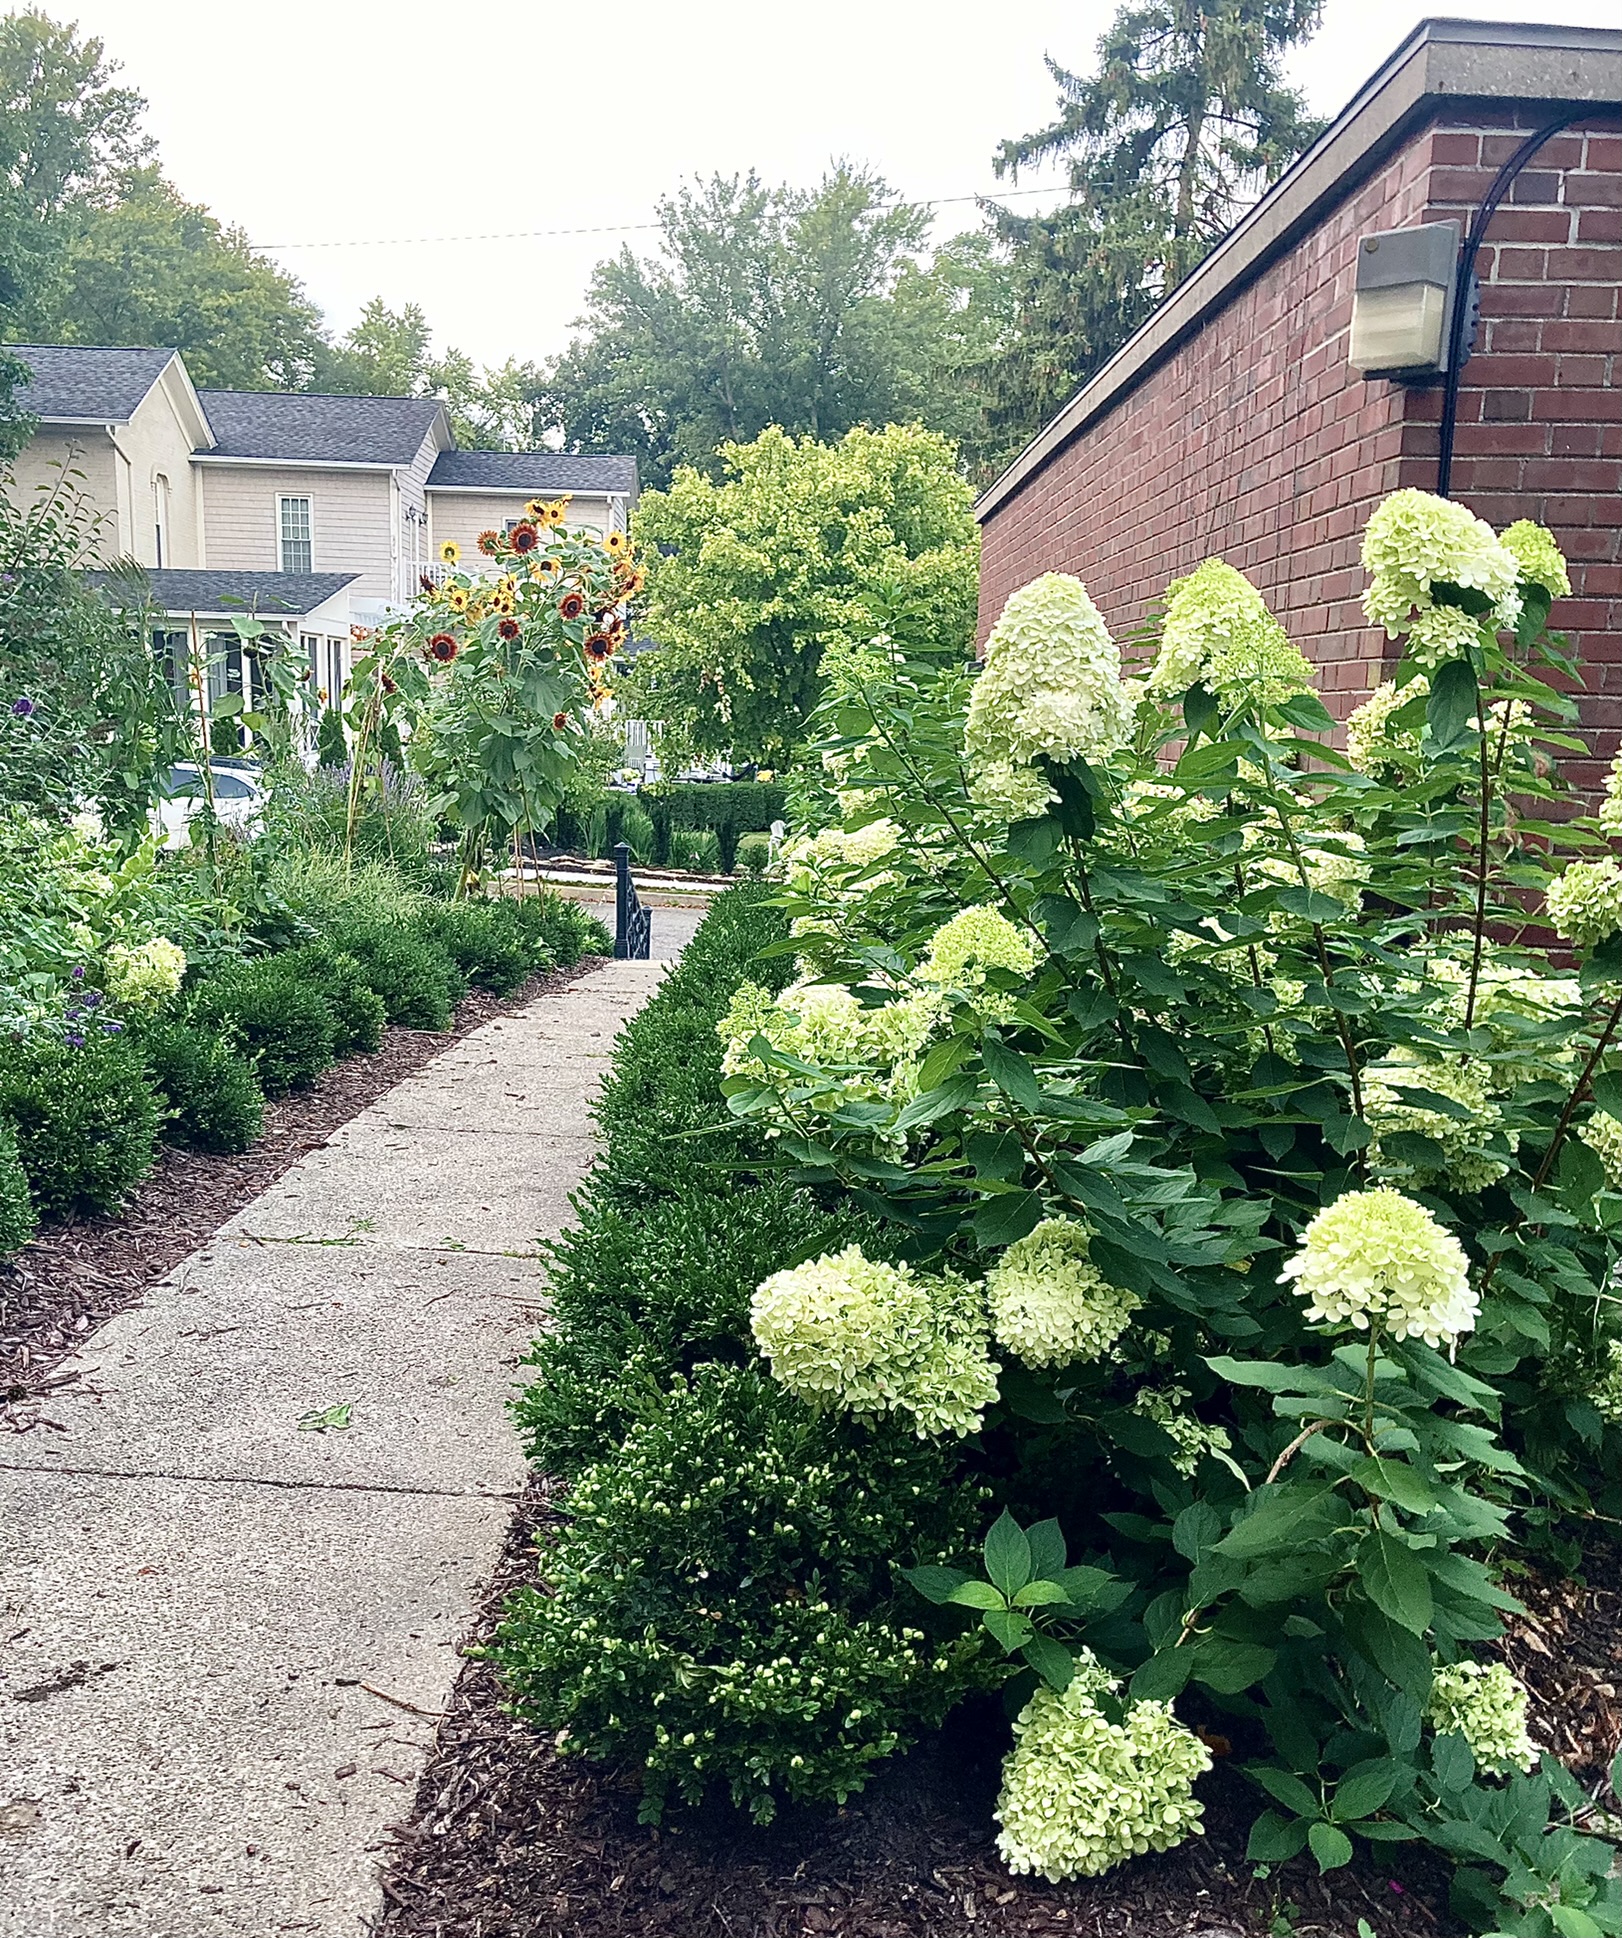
[279,941,387,1056]
[322,918,462,1031]
[0,1032,161,1220]
[667,827,721,873]
[494,1362,990,1826]
[0,1119,38,1255]
[734,831,771,876]
[138,1017,265,1155]
[501,892,608,970]
[191,963,337,1097]
[413,902,533,998]
[646,781,786,872]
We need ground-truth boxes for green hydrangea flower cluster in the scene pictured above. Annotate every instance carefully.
[1146,558,1313,707]
[1500,519,1572,600]
[751,1244,1001,1438]
[1592,1338,1622,1426]
[1364,1049,1508,1192]
[1346,675,1427,777]
[1132,1385,1234,1477]
[719,978,938,1086]
[1428,1661,1539,1776]
[995,1652,1211,1880]
[1546,858,1622,950]
[1581,1110,1622,1193]
[1245,825,1369,916]
[965,574,1133,819]
[1361,489,1521,665]
[1422,955,1581,1086]
[104,936,186,1009]
[1279,1187,1476,1349]
[1600,752,1622,839]
[919,905,1038,1020]
[986,1217,1142,1368]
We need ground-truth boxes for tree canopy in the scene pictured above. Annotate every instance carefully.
[538,167,989,491]
[624,423,979,765]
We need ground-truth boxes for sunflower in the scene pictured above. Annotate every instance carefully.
[525,497,549,520]
[381,672,399,695]
[617,566,645,597]
[447,587,469,613]
[497,616,521,641]
[418,572,436,594]
[552,711,568,729]
[427,633,459,663]
[477,529,504,556]
[439,540,460,565]
[558,590,586,622]
[548,495,572,523]
[510,521,540,554]
[584,631,615,662]
[604,529,628,555]
[497,574,517,595]
[533,556,561,579]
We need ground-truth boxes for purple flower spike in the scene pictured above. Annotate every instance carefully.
[10,695,34,717]
[72,965,85,982]
[83,989,104,1010]
[64,1030,85,1048]
[65,1004,83,1021]
[101,1020,123,1035]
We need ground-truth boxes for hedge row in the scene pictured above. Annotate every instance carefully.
[553,782,786,874]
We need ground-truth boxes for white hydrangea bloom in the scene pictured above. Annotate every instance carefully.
[995,1654,1211,1881]
[1364,1050,1508,1192]
[1599,752,1622,839]
[965,575,1133,813]
[1499,519,1571,601]
[1147,558,1314,707]
[1132,1386,1233,1477]
[1245,826,1369,915]
[1361,490,1521,655]
[1546,858,1622,950]
[1346,676,1427,776]
[1279,1187,1476,1349]
[104,936,186,1008]
[1428,1661,1538,1776]
[751,1244,999,1439]
[919,905,1038,1020]
[1593,1338,1622,1425]
[1120,779,1220,831]
[1581,1111,1622,1194]
[986,1218,1141,1368]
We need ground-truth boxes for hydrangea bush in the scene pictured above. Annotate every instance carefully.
[716,495,1622,1934]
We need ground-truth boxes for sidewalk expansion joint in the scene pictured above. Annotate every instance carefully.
[0,1456,522,1502]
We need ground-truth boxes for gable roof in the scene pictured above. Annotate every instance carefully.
[5,344,179,423]
[98,568,360,618]
[195,390,446,466]
[426,450,638,497]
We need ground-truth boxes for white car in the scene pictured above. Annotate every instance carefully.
[154,760,266,850]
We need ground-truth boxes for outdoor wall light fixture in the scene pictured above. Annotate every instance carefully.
[1348,220,1467,380]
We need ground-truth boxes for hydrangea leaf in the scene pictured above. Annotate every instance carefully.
[1359,1530,1434,1636]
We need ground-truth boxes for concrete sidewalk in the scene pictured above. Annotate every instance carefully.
[0,958,667,1938]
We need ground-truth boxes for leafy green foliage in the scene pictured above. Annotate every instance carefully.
[0,1117,37,1254]
[278,941,387,1057]
[735,832,773,876]
[627,425,979,764]
[0,1031,160,1219]
[190,961,337,1097]
[412,901,535,998]
[136,1016,264,1155]
[667,827,721,873]
[645,782,786,871]
[494,1362,992,1825]
[320,918,461,1032]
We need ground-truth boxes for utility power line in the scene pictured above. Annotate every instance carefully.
[255,185,1061,252]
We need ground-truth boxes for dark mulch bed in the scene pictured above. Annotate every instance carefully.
[371,1484,1460,1938]
[0,961,598,1417]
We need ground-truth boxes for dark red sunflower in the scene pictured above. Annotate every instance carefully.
[427,632,459,663]
[584,631,614,663]
[477,529,504,556]
[418,572,436,593]
[558,590,586,622]
[497,616,521,641]
[381,672,399,695]
[552,711,568,729]
[509,521,540,554]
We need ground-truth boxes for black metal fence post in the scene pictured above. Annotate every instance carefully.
[613,841,652,960]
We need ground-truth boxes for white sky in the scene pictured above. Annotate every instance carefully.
[50,0,1620,375]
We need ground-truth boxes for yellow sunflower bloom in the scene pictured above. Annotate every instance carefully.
[439,540,461,565]
[604,530,628,555]
[525,497,549,521]
[447,587,469,613]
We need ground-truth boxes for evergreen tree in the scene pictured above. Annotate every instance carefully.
[979,0,1325,468]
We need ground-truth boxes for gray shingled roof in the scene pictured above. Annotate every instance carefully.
[94,569,360,617]
[5,344,178,422]
[426,450,638,496]
[196,390,444,465]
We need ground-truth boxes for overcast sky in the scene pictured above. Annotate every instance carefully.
[49,0,1619,374]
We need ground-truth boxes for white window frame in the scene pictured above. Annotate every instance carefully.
[277,494,313,575]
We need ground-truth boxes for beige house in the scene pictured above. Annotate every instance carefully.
[5,345,638,681]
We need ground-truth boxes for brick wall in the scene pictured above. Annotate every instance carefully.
[978,108,1620,783]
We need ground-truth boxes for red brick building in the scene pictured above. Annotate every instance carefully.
[975,19,1621,793]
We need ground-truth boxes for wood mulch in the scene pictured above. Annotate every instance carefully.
[0,961,597,1419]
[369,1484,1474,1938]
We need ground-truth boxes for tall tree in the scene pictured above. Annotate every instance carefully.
[980,0,1324,468]
[538,166,980,491]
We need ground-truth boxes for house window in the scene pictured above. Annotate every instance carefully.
[153,474,170,568]
[278,495,313,574]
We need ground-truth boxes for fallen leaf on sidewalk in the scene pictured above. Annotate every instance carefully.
[297,1402,354,1432]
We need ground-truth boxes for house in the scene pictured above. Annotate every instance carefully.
[974,19,1619,798]
[4,342,637,715]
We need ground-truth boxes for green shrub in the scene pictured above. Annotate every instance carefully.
[515,1179,874,1474]
[501,892,609,970]
[414,902,533,997]
[493,1362,989,1825]
[667,827,721,874]
[646,781,786,871]
[263,848,428,931]
[278,941,388,1056]
[0,1119,37,1255]
[734,831,771,876]
[264,759,437,877]
[0,1031,161,1219]
[316,707,347,767]
[318,917,462,1031]
[138,1018,265,1154]
[191,963,337,1097]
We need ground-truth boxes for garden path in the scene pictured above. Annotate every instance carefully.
[0,950,673,1937]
